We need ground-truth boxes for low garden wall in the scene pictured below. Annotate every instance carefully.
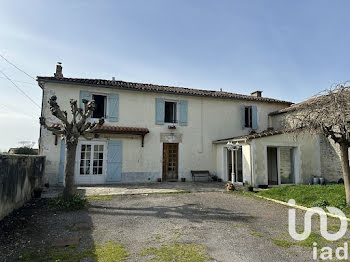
[0,154,45,220]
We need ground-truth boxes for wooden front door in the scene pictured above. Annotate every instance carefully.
[162,143,178,181]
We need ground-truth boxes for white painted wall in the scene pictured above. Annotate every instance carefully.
[39,82,289,184]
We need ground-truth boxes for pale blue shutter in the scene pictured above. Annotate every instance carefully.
[241,105,245,129]
[252,105,258,130]
[58,139,65,184]
[108,94,119,122]
[106,140,122,183]
[179,100,188,126]
[155,98,165,125]
[80,90,91,109]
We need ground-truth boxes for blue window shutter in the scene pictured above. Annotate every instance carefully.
[241,105,245,129]
[80,90,91,109]
[155,98,165,125]
[108,94,119,122]
[58,139,65,184]
[252,105,258,130]
[106,140,122,183]
[179,100,188,126]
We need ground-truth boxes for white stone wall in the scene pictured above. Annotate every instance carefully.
[40,82,288,184]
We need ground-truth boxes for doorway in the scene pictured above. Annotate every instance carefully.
[162,143,179,181]
[267,147,278,185]
[76,141,107,184]
[227,147,243,183]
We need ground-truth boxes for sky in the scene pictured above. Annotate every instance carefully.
[0,0,350,151]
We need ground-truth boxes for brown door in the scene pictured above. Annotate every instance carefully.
[162,143,178,181]
[267,147,278,185]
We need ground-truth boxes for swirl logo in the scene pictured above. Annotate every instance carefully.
[288,199,348,241]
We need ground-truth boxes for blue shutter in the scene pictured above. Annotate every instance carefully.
[108,94,119,122]
[106,140,122,183]
[155,98,165,125]
[241,105,245,129]
[252,105,258,130]
[58,139,65,184]
[80,90,91,109]
[179,100,188,126]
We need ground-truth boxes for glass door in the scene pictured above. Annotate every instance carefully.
[77,142,106,184]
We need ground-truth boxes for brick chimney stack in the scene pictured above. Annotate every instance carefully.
[54,62,63,78]
[251,91,262,97]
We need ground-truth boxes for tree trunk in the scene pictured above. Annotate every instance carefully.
[63,142,77,201]
[339,143,350,205]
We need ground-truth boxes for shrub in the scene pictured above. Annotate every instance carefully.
[14,147,37,155]
[49,194,87,211]
[313,199,330,208]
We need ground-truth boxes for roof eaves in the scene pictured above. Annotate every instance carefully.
[37,77,293,105]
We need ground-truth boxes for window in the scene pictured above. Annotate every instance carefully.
[92,95,107,118]
[244,106,252,128]
[164,101,177,123]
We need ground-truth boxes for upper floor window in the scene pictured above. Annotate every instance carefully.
[244,106,252,128]
[92,94,107,118]
[164,101,177,123]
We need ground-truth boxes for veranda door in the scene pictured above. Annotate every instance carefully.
[76,141,107,184]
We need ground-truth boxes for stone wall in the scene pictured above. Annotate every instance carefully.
[0,154,45,220]
[319,136,343,182]
[279,147,293,184]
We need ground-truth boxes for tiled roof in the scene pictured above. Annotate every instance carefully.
[50,124,149,135]
[269,96,319,115]
[213,128,296,143]
[37,76,292,105]
[96,125,149,135]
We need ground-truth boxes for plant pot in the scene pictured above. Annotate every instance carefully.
[157,178,162,182]
[181,178,186,182]
[248,186,254,192]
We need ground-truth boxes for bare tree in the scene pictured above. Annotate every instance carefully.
[40,96,104,200]
[285,83,350,204]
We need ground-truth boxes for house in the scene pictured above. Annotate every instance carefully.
[37,63,343,186]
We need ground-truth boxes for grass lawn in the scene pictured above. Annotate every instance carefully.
[256,184,350,216]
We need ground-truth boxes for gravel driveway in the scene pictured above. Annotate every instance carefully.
[1,191,329,261]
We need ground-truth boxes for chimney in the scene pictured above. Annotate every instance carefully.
[54,62,63,78]
[251,91,262,97]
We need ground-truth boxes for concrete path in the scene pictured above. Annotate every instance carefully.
[42,182,228,198]
[78,182,227,196]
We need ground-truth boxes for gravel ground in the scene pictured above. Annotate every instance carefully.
[0,191,342,262]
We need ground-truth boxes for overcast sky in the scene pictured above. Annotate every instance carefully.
[1,0,350,151]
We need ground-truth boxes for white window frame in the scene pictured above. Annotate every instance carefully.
[264,144,300,186]
[91,93,108,120]
[75,140,107,184]
[164,100,179,124]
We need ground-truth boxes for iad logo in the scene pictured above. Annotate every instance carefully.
[288,199,348,260]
